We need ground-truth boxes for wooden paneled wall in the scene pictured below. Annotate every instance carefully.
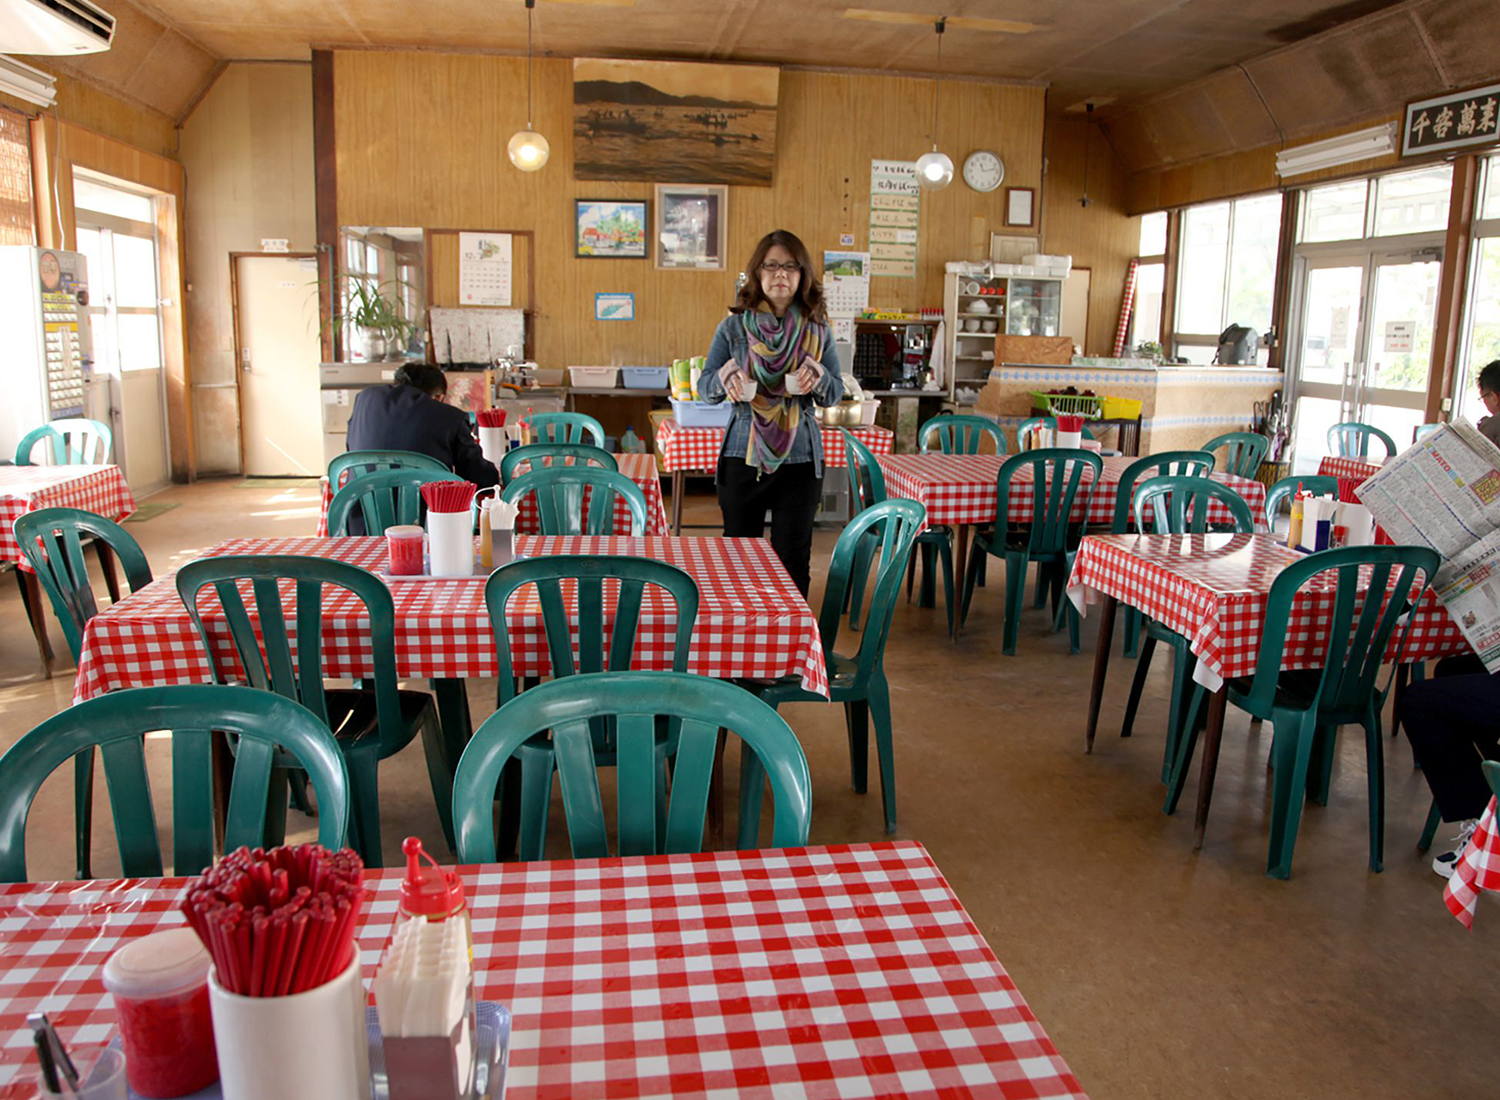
[333,51,1045,367]
[0,67,179,160]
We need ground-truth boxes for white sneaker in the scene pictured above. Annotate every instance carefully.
[1432,818,1479,878]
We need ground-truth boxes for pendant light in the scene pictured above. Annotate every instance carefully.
[914,18,953,190]
[507,0,550,172]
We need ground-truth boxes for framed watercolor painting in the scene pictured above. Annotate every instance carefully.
[575,200,649,259]
[654,184,727,270]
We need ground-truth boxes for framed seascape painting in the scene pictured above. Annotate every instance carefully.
[574,200,649,259]
[654,184,727,270]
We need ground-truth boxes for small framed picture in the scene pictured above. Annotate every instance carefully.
[575,200,649,259]
[654,184,727,270]
[1005,186,1035,228]
[594,293,635,321]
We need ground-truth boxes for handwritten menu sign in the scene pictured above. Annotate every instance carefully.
[459,232,513,306]
[868,160,919,278]
[1402,82,1500,157]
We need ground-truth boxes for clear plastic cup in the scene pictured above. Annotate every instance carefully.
[385,525,425,576]
[34,1048,129,1100]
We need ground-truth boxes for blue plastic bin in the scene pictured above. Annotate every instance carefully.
[620,366,670,389]
[669,399,734,428]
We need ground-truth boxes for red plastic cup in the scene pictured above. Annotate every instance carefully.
[385,525,425,576]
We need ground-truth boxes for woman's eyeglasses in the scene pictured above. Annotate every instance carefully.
[759,262,801,274]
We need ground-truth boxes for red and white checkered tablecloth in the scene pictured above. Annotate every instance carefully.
[879,454,1268,532]
[74,534,828,700]
[315,452,669,537]
[0,465,136,568]
[0,843,1086,1099]
[1066,532,1467,690]
[655,418,893,473]
[1445,796,1500,928]
[1317,455,1386,487]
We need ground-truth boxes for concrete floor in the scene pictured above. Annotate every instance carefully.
[1,476,1494,1098]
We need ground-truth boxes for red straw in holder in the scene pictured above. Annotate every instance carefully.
[1056,413,1084,433]
[179,844,366,997]
[475,409,507,428]
[420,480,477,514]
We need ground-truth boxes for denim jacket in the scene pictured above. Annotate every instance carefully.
[698,311,845,477]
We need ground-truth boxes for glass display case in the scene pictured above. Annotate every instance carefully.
[1006,279,1063,337]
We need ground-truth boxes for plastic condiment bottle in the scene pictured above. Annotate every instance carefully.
[477,498,494,569]
[102,928,219,1098]
[1287,490,1305,548]
[400,836,471,948]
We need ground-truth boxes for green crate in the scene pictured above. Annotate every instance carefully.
[1028,391,1101,418]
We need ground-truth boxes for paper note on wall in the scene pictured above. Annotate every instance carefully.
[1384,320,1415,353]
[823,250,870,317]
[868,160,919,278]
[459,232,513,306]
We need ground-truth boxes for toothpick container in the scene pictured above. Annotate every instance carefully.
[207,956,370,1100]
[426,510,473,577]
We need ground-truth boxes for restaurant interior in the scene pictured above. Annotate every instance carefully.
[0,0,1498,1097]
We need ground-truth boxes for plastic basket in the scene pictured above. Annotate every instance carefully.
[1098,395,1143,420]
[669,398,734,428]
[620,366,669,389]
[1029,391,1101,418]
[568,366,618,388]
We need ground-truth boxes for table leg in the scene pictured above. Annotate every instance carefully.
[17,569,55,673]
[671,470,684,535]
[1084,595,1118,753]
[950,524,972,639]
[95,541,121,602]
[1193,687,1229,850]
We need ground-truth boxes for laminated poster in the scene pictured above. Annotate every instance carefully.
[822,250,870,318]
[868,160,919,278]
[459,232,513,306]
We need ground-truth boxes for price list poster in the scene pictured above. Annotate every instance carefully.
[868,160,919,277]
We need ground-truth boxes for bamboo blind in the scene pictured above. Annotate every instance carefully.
[0,106,33,246]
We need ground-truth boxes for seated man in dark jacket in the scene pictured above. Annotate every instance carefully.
[345,364,498,488]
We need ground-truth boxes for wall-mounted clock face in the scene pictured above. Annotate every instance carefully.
[962,150,1005,193]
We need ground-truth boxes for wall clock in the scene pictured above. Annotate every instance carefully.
[962,150,1005,193]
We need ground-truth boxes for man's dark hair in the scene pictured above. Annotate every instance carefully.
[393,363,447,396]
[1479,360,1500,397]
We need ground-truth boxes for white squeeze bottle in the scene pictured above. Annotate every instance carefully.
[621,425,642,454]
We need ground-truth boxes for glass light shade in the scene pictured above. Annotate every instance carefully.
[915,148,953,189]
[507,129,550,172]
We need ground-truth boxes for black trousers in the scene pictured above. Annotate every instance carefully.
[1400,654,1500,822]
[716,456,820,596]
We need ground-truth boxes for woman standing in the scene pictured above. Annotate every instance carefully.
[698,230,844,595]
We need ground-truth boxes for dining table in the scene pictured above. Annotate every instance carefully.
[0,841,1086,1099]
[654,418,893,534]
[1445,795,1500,928]
[315,452,672,537]
[1066,532,1468,846]
[879,453,1270,620]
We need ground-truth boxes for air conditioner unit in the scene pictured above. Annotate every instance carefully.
[1275,123,1397,179]
[0,0,114,56]
[0,55,56,106]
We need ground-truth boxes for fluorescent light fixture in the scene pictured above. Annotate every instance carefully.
[0,54,56,107]
[1275,123,1396,178]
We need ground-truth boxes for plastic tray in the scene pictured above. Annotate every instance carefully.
[620,366,669,389]
[1029,391,1100,418]
[669,398,734,428]
[568,366,619,388]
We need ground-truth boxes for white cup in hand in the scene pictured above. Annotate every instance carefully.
[738,375,758,401]
[784,371,806,395]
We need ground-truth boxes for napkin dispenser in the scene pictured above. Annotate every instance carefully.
[374,916,475,1100]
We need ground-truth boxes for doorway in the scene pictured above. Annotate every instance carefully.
[231,253,322,476]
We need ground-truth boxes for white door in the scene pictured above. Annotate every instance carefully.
[236,255,323,476]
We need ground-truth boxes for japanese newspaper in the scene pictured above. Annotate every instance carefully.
[1358,420,1500,670]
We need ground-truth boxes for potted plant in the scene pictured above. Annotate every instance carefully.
[335,279,418,362]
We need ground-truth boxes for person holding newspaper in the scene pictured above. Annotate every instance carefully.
[1475,359,1500,449]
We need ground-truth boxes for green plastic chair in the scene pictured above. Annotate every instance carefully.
[1263,474,1339,533]
[453,671,811,861]
[918,414,1006,455]
[742,498,926,837]
[1017,415,1097,449]
[328,449,448,488]
[1110,452,1217,657]
[485,555,699,860]
[1200,431,1269,478]
[958,449,1101,655]
[1413,423,1442,443]
[499,442,617,484]
[1166,545,1440,878]
[0,685,349,882]
[843,430,952,632]
[1328,421,1397,459]
[500,465,647,535]
[176,555,447,867]
[14,418,113,465]
[528,411,606,448]
[326,468,466,536]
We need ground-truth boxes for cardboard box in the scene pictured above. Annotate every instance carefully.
[993,334,1074,365]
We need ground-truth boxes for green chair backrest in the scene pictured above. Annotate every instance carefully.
[326,468,466,536]
[15,418,113,465]
[499,466,647,535]
[500,443,617,484]
[1201,431,1270,478]
[13,507,153,662]
[1328,421,1397,459]
[1235,546,1439,718]
[1110,451,1216,533]
[1414,423,1442,443]
[996,449,1103,555]
[175,554,406,755]
[453,671,811,861]
[528,412,606,447]
[1017,416,1097,449]
[1132,475,1255,535]
[1264,474,1339,530]
[814,498,926,688]
[0,685,348,882]
[842,429,889,511]
[328,449,448,489]
[918,414,1006,455]
[484,554,699,701]
[1484,759,1500,799]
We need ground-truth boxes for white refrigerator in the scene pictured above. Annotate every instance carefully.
[0,246,92,462]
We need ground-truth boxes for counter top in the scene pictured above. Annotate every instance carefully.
[995,361,1281,374]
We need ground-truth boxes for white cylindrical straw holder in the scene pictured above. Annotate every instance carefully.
[207,956,370,1100]
[478,427,505,466]
[1056,429,1082,449]
[1337,501,1375,545]
[427,509,473,577]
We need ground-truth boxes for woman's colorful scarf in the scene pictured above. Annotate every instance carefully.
[740,305,825,474]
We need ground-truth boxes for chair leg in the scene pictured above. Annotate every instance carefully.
[936,539,955,636]
[1266,710,1320,879]
[915,542,937,608]
[1122,606,1142,659]
[975,554,987,589]
[1162,645,1196,783]
[93,541,122,603]
[1306,723,1338,806]
[737,745,767,850]
[1032,559,1048,608]
[264,766,291,847]
[905,544,919,602]
[957,545,984,632]
[418,709,458,853]
[1389,663,1410,738]
[73,748,94,880]
[867,677,897,835]
[1416,800,1441,852]
[1120,634,1158,740]
[1162,684,1208,816]
[844,699,869,793]
[345,751,383,868]
[516,744,555,862]
[1363,715,1385,873]
[431,678,472,778]
[1001,553,1026,656]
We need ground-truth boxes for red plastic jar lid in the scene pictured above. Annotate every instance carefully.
[399,836,465,917]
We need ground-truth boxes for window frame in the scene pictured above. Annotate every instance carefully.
[1171,191,1284,362]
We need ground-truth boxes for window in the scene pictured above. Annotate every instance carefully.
[1298,164,1453,244]
[1172,193,1283,360]
[73,174,163,375]
[1455,155,1500,424]
[1128,211,1167,352]
[0,106,32,246]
